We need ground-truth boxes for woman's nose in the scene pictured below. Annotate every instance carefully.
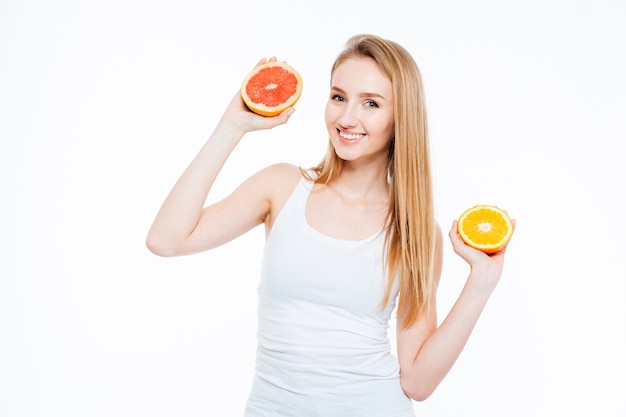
[338,103,359,127]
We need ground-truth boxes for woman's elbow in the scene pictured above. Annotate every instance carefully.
[146,238,168,257]
[145,232,179,257]
[401,378,437,402]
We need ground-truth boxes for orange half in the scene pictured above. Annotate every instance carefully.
[240,61,303,117]
[457,205,513,253]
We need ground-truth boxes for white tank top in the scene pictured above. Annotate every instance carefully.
[245,176,415,417]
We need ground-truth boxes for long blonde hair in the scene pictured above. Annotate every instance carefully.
[304,34,435,329]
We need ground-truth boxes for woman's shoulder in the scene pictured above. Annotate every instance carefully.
[257,162,303,185]
[254,163,303,229]
[249,162,304,201]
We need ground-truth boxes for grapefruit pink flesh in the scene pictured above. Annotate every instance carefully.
[245,67,298,107]
[240,61,302,116]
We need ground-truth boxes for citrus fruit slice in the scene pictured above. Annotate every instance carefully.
[240,61,303,117]
[457,205,513,253]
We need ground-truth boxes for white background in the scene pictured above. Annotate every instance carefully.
[1,0,625,416]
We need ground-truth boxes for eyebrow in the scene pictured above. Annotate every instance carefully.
[330,86,387,100]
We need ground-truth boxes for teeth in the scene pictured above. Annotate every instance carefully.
[339,132,363,140]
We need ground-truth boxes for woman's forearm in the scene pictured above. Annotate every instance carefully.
[426,268,500,367]
[146,118,245,256]
[401,270,498,401]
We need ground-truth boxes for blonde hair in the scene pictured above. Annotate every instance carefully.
[304,34,435,329]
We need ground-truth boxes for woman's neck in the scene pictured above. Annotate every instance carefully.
[331,162,390,203]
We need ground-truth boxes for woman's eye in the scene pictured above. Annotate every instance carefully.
[332,94,345,102]
[365,100,379,108]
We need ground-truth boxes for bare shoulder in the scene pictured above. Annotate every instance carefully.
[260,162,302,181]
[249,162,302,191]
[255,163,303,229]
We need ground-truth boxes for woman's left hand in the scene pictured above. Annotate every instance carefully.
[448,220,515,291]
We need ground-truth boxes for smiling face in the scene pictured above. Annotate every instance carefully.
[324,56,395,167]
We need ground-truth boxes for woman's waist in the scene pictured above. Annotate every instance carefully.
[255,336,400,387]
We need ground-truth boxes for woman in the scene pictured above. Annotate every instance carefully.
[147,34,513,416]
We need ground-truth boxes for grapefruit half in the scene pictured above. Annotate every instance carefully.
[240,61,303,117]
